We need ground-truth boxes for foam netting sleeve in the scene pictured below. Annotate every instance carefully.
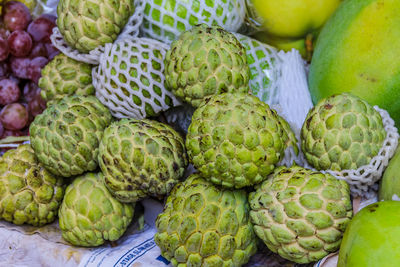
[233,33,280,104]
[140,0,246,44]
[50,1,146,65]
[93,37,182,119]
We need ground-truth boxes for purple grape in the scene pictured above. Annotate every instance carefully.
[8,30,32,57]
[2,129,24,138]
[0,37,9,61]
[27,15,56,43]
[0,78,20,105]
[9,56,30,79]
[0,121,4,137]
[29,42,47,58]
[3,1,32,32]
[0,62,10,79]
[28,92,46,117]
[0,103,28,130]
[45,42,59,59]
[27,56,48,83]
[23,81,39,102]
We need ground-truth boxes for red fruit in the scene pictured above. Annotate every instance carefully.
[44,42,59,59]
[2,129,24,138]
[8,30,32,57]
[3,1,32,31]
[0,28,10,40]
[0,37,9,61]
[28,92,46,117]
[9,56,30,79]
[27,15,56,43]
[23,81,39,102]
[0,78,20,105]
[29,42,47,58]
[0,103,28,130]
[27,56,48,83]
[0,62,10,79]
[0,121,4,137]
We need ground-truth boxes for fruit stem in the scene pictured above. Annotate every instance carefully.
[305,33,314,62]
[0,136,30,147]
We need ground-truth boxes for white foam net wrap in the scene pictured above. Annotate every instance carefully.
[233,33,280,104]
[140,0,246,44]
[50,1,145,65]
[93,37,181,119]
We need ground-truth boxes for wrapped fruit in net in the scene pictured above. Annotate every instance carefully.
[141,0,246,44]
[94,37,181,119]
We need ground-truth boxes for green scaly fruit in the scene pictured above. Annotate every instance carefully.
[186,92,298,188]
[155,173,257,267]
[249,165,353,264]
[301,93,386,171]
[29,95,112,177]
[39,54,95,104]
[59,172,135,247]
[56,0,135,53]
[0,144,64,226]
[164,24,250,107]
[98,118,188,203]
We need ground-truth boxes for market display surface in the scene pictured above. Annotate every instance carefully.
[0,0,400,267]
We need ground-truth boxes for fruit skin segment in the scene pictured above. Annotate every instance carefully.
[338,201,400,267]
[249,165,353,264]
[308,0,400,127]
[155,174,257,267]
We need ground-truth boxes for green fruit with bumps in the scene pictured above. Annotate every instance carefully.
[301,93,386,171]
[249,165,353,264]
[59,172,134,247]
[155,173,257,267]
[186,92,298,188]
[0,144,64,226]
[164,24,250,107]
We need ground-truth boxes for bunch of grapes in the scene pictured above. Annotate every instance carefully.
[0,1,59,141]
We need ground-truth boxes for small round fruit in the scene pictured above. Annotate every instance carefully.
[59,172,134,247]
[0,37,10,61]
[99,118,188,203]
[186,92,298,188]
[8,30,32,57]
[27,15,55,43]
[249,165,353,264]
[0,78,20,105]
[155,174,257,267]
[164,24,250,107]
[0,103,28,130]
[0,144,65,226]
[29,95,112,177]
[3,1,32,31]
[301,93,386,171]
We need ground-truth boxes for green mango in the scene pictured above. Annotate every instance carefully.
[308,0,400,126]
[338,201,400,267]
[379,144,400,201]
